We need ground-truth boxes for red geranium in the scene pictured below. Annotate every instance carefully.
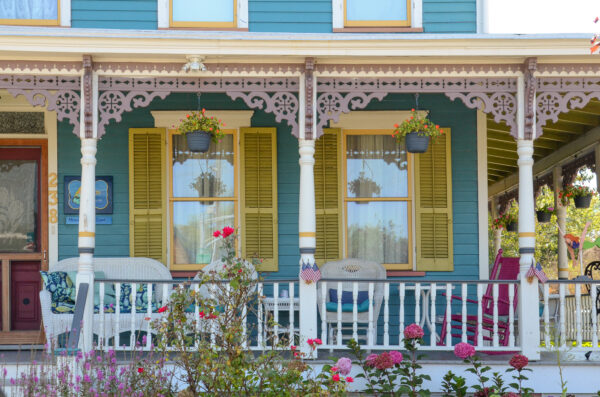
[222,226,235,238]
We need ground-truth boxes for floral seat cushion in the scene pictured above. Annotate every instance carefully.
[40,271,76,314]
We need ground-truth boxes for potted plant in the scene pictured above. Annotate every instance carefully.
[348,171,381,200]
[177,109,225,153]
[492,212,518,232]
[559,181,597,209]
[535,203,554,223]
[392,109,444,153]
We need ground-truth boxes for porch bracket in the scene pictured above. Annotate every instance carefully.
[315,77,518,139]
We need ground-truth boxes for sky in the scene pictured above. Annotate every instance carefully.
[486,0,599,34]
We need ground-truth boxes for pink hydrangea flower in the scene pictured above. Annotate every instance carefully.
[373,352,394,370]
[389,351,403,364]
[336,357,352,375]
[454,342,476,359]
[365,353,378,367]
[509,354,529,370]
[404,323,424,339]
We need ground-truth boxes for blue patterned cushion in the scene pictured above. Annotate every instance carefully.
[41,271,75,312]
[51,301,75,314]
[119,283,159,314]
[326,300,370,313]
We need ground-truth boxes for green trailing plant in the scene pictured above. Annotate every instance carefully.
[492,211,517,230]
[176,109,225,143]
[441,371,467,397]
[392,109,444,139]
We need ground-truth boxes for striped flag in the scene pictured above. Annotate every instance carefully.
[526,262,548,284]
[300,261,321,284]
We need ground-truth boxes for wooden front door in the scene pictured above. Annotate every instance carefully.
[0,141,47,338]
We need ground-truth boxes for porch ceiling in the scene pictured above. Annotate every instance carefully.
[487,99,600,185]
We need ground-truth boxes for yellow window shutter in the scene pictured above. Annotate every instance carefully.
[129,128,167,265]
[415,129,453,271]
[241,127,278,271]
[314,129,342,265]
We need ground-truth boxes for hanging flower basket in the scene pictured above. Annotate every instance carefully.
[392,109,443,154]
[574,194,593,209]
[536,210,552,223]
[405,132,430,153]
[506,222,518,232]
[186,130,211,152]
[177,109,225,153]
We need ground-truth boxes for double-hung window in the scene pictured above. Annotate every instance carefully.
[0,0,59,26]
[169,0,238,28]
[345,0,411,27]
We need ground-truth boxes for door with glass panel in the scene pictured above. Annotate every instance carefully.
[169,130,237,270]
[0,141,48,333]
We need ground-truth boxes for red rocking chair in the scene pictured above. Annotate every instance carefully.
[439,249,520,348]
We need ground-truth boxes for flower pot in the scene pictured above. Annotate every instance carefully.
[186,130,211,152]
[405,132,430,153]
[505,222,517,232]
[536,211,552,223]
[574,195,592,209]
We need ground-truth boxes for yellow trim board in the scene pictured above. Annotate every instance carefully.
[78,232,95,237]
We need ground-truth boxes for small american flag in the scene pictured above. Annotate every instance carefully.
[300,261,321,284]
[526,262,548,284]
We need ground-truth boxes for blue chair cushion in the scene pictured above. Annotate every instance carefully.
[119,283,159,314]
[41,271,75,312]
[326,300,370,313]
[51,300,75,314]
[329,289,368,305]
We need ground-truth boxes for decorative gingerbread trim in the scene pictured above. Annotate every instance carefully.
[523,57,537,140]
[82,55,93,138]
[94,62,304,76]
[0,61,82,74]
[533,172,553,198]
[315,63,524,77]
[536,63,600,76]
[304,57,315,140]
[561,151,596,188]
[315,77,518,139]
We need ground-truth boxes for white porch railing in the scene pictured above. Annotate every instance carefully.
[540,280,600,353]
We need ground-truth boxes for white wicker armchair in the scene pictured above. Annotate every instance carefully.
[317,258,387,344]
[40,257,172,349]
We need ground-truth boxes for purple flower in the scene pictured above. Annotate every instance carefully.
[389,350,403,364]
[336,357,352,375]
[83,374,91,383]
[118,383,125,390]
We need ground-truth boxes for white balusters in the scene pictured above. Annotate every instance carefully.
[399,283,405,345]
[115,282,121,349]
[461,283,467,343]
[576,284,582,347]
[288,282,294,348]
[321,281,327,346]
[352,282,358,342]
[130,282,136,348]
[543,283,550,348]
[194,283,200,346]
[508,283,515,347]
[383,283,390,347]
[415,283,421,329]
[146,282,152,350]
[559,283,566,347]
[446,283,452,346]
[430,283,437,347]
[99,282,105,350]
[368,282,374,347]
[492,283,499,347]
[336,282,343,347]
[258,282,264,347]
[477,284,483,347]
[593,284,598,350]
[273,283,279,347]
[242,303,248,350]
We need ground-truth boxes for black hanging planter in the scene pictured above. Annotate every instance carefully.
[405,132,430,153]
[536,211,552,223]
[574,195,592,209]
[186,130,211,153]
[505,222,518,232]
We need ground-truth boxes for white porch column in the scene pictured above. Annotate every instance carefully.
[298,138,318,356]
[516,138,541,360]
[76,138,96,352]
[553,166,569,280]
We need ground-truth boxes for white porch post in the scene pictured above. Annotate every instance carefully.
[76,57,96,352]
[553,166,569,280]
[516,71,541,360]
[298,138,318,355]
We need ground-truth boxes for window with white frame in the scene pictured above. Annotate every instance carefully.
[332,0,422,30]
[160,0,248,29]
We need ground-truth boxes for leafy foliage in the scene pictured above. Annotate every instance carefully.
[392,109,444,139]
[176,109,225,143]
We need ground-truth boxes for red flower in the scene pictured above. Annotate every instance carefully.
[331,366,339,373]
[509,354,528,370]
[137,367,144,373]
[291,345,297,351]
[346,376,354,383]
[186,114,190,118]
[294,352,299,357]
[157,306,168,313]
[222,226,235,238]
[213,230,221,238]
[332,373,340,382]
[202,108,206,113]
[394,123,399,128]
[208,313,218,319]
[314,338,322,345]
[199,311,205,318]
[411,108,415,112]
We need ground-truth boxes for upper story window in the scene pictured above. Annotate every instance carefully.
[332,0,422,32]
[0,0,59,26]
[345,0,410,27]
[161,0,247,29]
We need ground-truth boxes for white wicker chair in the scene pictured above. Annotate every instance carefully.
[317,258,387,345]
[40,257,172,349]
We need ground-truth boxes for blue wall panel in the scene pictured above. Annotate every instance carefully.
[423,0,476,33]
[71,0,157,29]
[249,0,332,33]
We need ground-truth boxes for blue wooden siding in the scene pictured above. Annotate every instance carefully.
[248,0,333,33]
[71,0,157,29]
[423,0,476,33]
